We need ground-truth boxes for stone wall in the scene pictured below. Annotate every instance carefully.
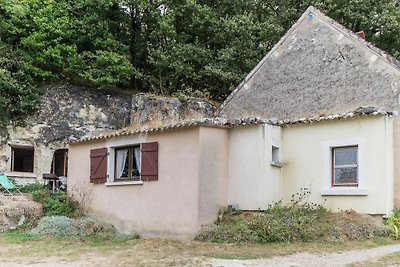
[0,84,216,183]
[219,8,400,120]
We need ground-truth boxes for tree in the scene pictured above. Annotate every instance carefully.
[2,0,400,125]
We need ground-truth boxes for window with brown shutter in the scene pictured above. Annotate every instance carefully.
[141,142,158,181]
[90,147,108,184]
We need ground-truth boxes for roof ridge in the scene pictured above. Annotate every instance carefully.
[218,6,314,115]
[218,6,400,115]
[310,7,400,69]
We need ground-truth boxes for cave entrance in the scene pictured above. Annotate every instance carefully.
[51,149,68,177]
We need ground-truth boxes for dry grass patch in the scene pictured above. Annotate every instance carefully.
[347,251,400,267]
[0,231,398,267]
[196,199,390,244]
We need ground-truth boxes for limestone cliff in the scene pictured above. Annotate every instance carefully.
[0,84,216,182]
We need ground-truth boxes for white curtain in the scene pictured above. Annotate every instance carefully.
[116,149,128,178]
[134,147,141,174]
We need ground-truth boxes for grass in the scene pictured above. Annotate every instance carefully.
[5,187,396,265]
[347,251,400,267]
[0,231,398,266]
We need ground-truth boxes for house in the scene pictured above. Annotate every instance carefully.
[67,6,400,238]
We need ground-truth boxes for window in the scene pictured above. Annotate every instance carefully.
[332,146,358,186]
[90,142,158,185]
[272,145,280,164]
[11,146,34,173]
[114,145,141,180]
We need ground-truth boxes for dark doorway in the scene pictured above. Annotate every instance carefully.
[51,149,68,177]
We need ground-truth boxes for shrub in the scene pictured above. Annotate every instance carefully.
[20,183,45,193]
[196,190,390,243]
[29,216,74,236]
[29,188,79,217]
[29,216,139,240]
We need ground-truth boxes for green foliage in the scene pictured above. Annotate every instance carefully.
[20,183,44,193]
[30,188,79,217]
[386,211,400,239]
[196,189,390,243]
[2,0,400,114]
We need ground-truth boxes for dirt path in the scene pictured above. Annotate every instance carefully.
[208,243,400,266]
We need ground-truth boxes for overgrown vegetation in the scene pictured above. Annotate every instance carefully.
[386,211,400,239]
[2,0,400,124]
[28,216,139,240]
[21,184,79,217]
[17,184,139,240]
[197,190,390,243]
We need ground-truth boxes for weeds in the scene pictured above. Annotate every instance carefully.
[386,211,400,239]
[20,183,45,193]
[22,185,80,217]
[196,190,390,243]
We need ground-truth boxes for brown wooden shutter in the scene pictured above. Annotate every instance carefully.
[90,147,108,184]
[141,142,158,181]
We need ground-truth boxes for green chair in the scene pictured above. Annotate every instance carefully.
[0,175,23,197]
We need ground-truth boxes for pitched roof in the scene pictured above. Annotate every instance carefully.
[219,6,400,117]
[71,107,393,143]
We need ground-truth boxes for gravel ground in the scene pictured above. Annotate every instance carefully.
[208,244,400,267]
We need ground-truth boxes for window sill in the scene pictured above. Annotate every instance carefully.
[321,188,368,196]
[105,181,143,187]
[5,172,36,178]
[271,161,283,168]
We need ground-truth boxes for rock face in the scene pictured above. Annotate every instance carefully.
[0,194,43,232]
[0,84,216,183]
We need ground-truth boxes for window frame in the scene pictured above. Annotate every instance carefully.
[331,145,358,187]
[10,145,35,173]
[113,144,141,181]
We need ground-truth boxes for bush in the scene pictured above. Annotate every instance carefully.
[29,188,79,217]
[29,216,139,240]
[30,216,74,236]
[20,183,45,193]
[196,190,390,243]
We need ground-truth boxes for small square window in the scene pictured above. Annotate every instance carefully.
[114,145,141,180]
[271,145,282,167]
[11,146,34,173]
[332,146,358,186]
[272,146,279,163]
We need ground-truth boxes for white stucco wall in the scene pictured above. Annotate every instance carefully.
[227,124,283,210]
[281,116,393,215]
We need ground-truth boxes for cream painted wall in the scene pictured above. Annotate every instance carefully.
[228,124,283,210]
[198,127,229,225]
[281,116,394,215]
[68,140,105,213]
[393,117,400,209]
[69,128,202,238]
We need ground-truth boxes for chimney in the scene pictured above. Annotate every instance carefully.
[355,31,365,40]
